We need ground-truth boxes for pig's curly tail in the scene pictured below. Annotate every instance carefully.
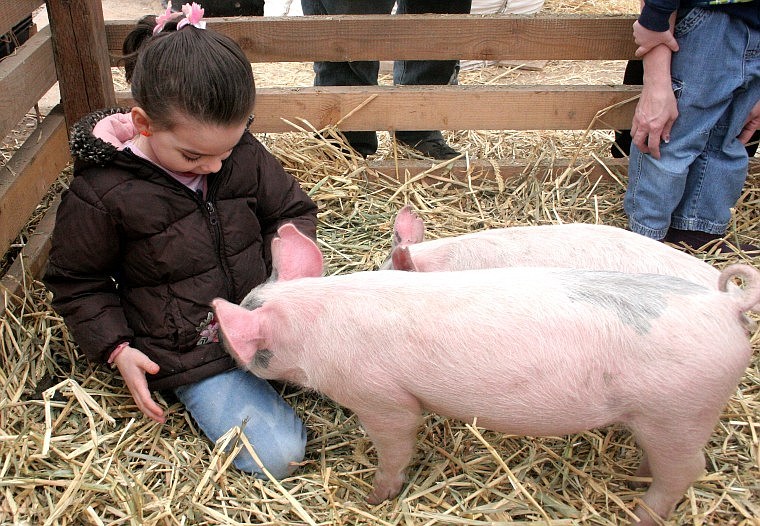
[719,264,760,324]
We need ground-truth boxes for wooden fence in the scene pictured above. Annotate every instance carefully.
[1,0,644,304]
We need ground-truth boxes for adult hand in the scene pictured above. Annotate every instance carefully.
[630,44,677,159]
[113,345,165,423]
[738,99,760,145]
[632,20,679,57]
[631,83,677,159]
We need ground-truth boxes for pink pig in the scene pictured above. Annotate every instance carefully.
[213,224,758,525]
[381,206,751,305]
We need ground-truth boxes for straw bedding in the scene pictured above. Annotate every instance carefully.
[1,0,759,524]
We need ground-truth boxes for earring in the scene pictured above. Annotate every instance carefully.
[140,130,152,137]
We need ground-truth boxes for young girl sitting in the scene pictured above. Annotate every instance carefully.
[44,3,318,479]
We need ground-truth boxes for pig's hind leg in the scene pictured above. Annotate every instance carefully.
[357,404,423,505]
[629,418,711,525]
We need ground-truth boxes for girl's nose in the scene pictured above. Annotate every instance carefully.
[202,157,223,173]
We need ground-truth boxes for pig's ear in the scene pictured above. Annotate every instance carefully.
[392,205,426,247]
[212,298,263,365]
[271,223,323,281]
[391,245,418,271]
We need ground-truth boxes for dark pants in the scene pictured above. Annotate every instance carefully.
[169,0,265,16]
[301,0,472,154]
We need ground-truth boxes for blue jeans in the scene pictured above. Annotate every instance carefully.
[174,368,306,479]
[301,0,472,153]
[625,8,760,240]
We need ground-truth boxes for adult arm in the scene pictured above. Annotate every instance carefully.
[629,0,680,159]
[630,44,677,159]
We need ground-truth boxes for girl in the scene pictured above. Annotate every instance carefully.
[44,3,318,479]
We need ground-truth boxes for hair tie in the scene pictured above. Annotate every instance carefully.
[153,2,206,35]
[177,3,207,30]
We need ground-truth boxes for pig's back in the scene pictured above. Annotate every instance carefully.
[410,223,722,290]
[264,267,750,436]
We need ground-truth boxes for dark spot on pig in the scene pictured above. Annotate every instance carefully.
[565,271,705,334]
[240,293,265,311]
[254,348,273,369]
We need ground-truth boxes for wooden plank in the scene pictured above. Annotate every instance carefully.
[117,84,640,132]
[0,26,57,141]
[105,14,639,65]
[0,194,60,316]
[0,0,40,37]
[46,0,116,130]
[0,106,69,260]
[365,157,629,185]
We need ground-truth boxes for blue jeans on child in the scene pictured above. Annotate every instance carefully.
[625,8,760,240]
[301,0,472,154]
[174,368,306,479]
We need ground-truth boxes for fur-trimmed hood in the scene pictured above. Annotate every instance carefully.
[69,107,134,166]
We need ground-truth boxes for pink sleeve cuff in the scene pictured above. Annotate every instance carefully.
[108,342,130,364]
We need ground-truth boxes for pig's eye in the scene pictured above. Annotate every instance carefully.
[254,348,273,369]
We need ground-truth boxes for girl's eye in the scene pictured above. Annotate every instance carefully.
[182,153,201,162]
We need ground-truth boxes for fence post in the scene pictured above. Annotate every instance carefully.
[45,0,116,132]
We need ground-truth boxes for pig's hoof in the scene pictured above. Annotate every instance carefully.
[366,492,387,506]
[366,481,402,505]
[367,487,400,505]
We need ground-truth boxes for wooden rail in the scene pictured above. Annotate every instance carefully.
[117,84,639,133]
[105,15,639,63]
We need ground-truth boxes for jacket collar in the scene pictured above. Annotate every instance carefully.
[69,107,132,166]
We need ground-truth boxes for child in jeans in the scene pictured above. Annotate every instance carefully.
[44,3,318,479]
[624,0,759,251]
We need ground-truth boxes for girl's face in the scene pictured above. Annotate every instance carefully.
[133,110,248,175]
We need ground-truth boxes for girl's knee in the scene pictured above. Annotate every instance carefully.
[233,427,307,479]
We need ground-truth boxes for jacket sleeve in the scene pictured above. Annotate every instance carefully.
[639,0,679,31]
[44,177,134,363]
[250,140,319,269]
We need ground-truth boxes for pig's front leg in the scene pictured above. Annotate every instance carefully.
[356,403,423,505]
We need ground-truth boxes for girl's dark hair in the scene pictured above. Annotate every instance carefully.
[121,15,255,129]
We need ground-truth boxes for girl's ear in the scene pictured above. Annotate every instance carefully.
[130,107,153,136]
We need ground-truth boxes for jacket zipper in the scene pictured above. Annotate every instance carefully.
[127,152,236,299]
[198,186,234,300]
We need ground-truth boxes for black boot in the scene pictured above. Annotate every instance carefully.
[395,130,460,160]
[663,228,759,253]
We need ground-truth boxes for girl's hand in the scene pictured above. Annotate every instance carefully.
[113,345,166,423]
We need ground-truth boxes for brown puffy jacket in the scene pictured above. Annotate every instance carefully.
[44,108,318,390]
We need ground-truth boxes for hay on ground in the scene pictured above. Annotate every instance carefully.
[2,0,759,522]
[1,126,759,524]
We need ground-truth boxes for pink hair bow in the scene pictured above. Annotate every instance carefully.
[152,5,178,35]
[153,3,206,35]
[177,3,207,30]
